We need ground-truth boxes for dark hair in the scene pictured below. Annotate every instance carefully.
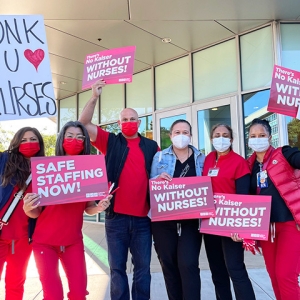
[2,127,45,189]
[56,121,91,156]
[248,118,272,136]
[210,124,233,139]
[169,119,192,134]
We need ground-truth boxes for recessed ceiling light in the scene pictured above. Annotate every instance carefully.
[60,81,67,85]
[162,37,171,43]
[211,107,218,111]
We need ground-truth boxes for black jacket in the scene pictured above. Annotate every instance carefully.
[105,132,158,216]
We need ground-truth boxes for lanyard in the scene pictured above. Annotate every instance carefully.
[256,149,274,194]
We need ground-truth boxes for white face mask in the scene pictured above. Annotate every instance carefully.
[172,135,191,149]
[248,138,270,152]
[212,137,231,153]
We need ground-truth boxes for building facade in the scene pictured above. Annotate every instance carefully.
[57,21,300,223]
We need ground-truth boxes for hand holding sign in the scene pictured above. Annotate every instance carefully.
[97,195,113,212]
[91,79,106,99]
[82,46,136,89]
[200,193,272,240]
[267,65,300,119]
[150,176,215,222]
[31,155,108,206]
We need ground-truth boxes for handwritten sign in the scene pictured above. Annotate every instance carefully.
[31,155,108,205]
[200,193,272,240]
[0,15,56,121]
[150,176,215,222]
[82,46,136,89]
[267,65,300,119]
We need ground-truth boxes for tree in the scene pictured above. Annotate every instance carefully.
[42,133,57,156]
[160,127,171,150]
[0,125,14,151]
[287,118,300,149]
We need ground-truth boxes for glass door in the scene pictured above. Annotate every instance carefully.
[154,96,242,155]
[191,96,241,155]
[155,107,191,150]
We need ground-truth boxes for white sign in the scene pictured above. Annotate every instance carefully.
[0,15,56,121]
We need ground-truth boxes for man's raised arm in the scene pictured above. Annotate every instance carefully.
[78,80,105,142]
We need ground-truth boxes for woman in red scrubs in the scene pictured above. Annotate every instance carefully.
[202,124,255,300]
[0,127,45,300]
[23,121,111,300]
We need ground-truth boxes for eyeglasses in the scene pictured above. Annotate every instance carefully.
[64,135,85,142]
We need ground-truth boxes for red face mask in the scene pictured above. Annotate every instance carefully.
[63,139,84,155]
[121,122,138,137]
[19,142,40,158]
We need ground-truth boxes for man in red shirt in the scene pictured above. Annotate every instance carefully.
[79,80,158,300]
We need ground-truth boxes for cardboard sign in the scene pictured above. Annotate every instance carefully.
[31,155,108,205]
[82,46,136,89]
[149,176,215,222]
[200,193,272,240]
[0,15,56,121]
[267,65,300,119]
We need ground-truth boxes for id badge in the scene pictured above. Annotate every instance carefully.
[256,170,268,188]
[208,168,220,177]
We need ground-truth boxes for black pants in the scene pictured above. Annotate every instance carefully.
[152,219,202,300]
[203,234,256,300]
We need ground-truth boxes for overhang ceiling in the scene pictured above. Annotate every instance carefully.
[1,0,300,100]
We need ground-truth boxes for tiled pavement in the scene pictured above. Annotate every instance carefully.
[0,222,275,299]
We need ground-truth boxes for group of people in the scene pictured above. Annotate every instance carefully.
[0,78,299,300]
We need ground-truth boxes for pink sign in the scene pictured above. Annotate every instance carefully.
[31,155,108,206]
[82,46,136,89]
[150,176,215,222]
[267,65,300,119]
[200,193,272,241]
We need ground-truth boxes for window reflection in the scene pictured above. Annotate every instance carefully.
[240,26,273,91]
[286,117,300,149]
[155,57,190,110]
[280,24,300,72]
[193,39,237,101]
[59,95,77,131]
[159,114,186,149]
[126,70,153,114]
[78,89,99,125]
[100,84,124,123]
[197,106,231,155]
[139,115,153,139]
[243,90,279,157]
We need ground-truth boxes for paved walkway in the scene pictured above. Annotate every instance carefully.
[0,222,275,299]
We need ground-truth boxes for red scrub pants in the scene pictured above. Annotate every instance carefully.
[0,237,32,300]
[260,221,300,300]
[32,241,88,300]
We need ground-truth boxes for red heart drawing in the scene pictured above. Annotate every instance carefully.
[24,49,45,71]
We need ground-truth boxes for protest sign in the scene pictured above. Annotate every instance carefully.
[200,193,272,240]
[82,46,136,89]
[150,176,215,222]
[267,65,300,119]
[31,155,108,205]
[0,15,56,121]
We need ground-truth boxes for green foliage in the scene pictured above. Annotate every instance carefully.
[0,126,14,151]
[160,126,171,150]
[41,133,57,156]
[287,118,300,150]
